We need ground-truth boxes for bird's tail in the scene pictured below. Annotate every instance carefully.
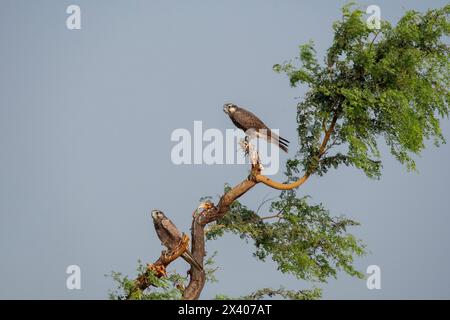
[259,130,289,153]
[181,251,203,271]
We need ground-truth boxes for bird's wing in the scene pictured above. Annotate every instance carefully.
[257,130,289,153]
[232,107,289,152]
[161,218,182,243]
[270,132,289,153]
[233,108,269,131]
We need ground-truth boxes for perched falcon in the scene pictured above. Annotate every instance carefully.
[223,103,289,152]
[151,210,203,271]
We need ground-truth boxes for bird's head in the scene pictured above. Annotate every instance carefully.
[223,103,237,115]
[151,209,165,221]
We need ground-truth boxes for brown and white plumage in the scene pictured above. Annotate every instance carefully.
[151,210,203,271]
[223,103,289,152]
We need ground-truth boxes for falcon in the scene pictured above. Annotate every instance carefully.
[151,210,203,271]
[223,103,289,152]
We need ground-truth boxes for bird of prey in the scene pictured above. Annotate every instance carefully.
[223,103,289,152]
[151,209,203,271]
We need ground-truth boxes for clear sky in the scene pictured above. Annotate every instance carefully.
[0,0,449,299]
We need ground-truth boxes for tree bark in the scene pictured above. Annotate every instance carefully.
[182,218,205,299]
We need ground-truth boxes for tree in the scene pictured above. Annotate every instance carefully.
[109,3,450,300]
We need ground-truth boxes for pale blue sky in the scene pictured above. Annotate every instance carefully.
[0,0,449,299]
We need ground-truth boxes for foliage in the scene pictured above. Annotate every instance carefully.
[215,287,322,300]
[207,186,365,282]
[274,3,450,177]
[108,261,185,300]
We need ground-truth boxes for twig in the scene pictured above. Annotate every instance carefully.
[259,213,282,220]
[368,30,381,52]
[255,193,277,215]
